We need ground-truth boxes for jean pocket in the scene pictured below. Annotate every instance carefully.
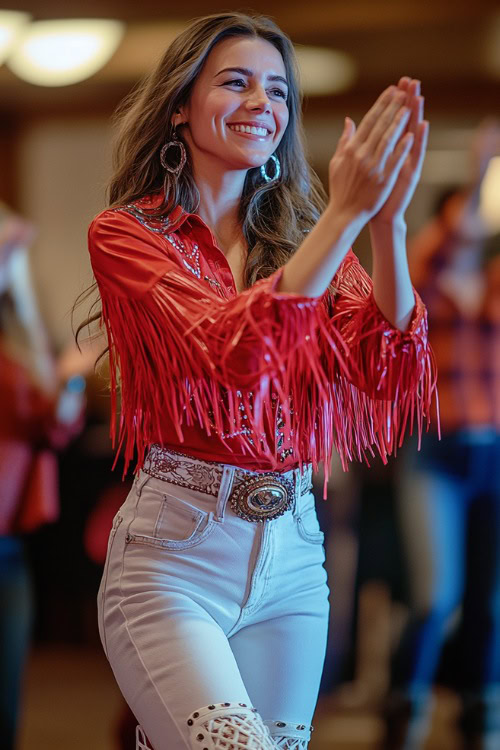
[127,491,216,550]
[296,502,325,545]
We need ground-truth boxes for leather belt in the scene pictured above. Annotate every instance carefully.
[141,444,313,522]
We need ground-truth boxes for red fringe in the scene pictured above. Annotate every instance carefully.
[99,253,438,500]
[319,256,440,477]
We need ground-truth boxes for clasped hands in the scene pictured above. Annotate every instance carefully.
[328,77,428,227]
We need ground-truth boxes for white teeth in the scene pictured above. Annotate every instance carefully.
[229,124,268,136]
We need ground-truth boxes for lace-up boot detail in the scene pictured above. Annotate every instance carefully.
[264,719,313,749]
[272,739,308,749]
[186,702,276,749]
[136,724,153,749]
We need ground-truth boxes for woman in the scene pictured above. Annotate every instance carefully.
[386,123,500,750]
[0,205,84,748]
[85,12,437,750]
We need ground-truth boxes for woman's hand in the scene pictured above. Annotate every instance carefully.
[328,85,415,225]
[371,77,429,225]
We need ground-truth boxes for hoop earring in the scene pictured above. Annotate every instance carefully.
[260,154,281,183]
[160,129,187,176]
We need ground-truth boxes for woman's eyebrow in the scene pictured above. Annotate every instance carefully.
[214,66,288,87]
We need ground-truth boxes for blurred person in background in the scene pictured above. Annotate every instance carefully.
[0,204,85,749]
[81,11,438,750]
[384,122,500,750]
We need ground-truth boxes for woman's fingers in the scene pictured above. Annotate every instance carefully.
[383,132,415,191]
[399,120,429,189]
[408,96,424,145]
[373,105,411,172]
[330,78,427,221]
[395,78,424,168]
[397,78,422,135]
[384,118,428,199]
[413,120,430,176]
[398,76,411,95]
[336,116,356,153]
[353,78,420,159]
[358,94,407,159]
[354,85,401,144]
[399,77,419,98]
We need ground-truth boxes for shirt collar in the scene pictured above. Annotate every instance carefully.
[134,192,200,233]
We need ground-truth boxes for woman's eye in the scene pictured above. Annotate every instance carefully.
[222,80,287,101]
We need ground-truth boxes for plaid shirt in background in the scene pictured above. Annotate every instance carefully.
[409,219,500,433]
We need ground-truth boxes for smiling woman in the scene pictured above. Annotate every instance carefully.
[78,11,438,750]
[98,12,323,295]
[172,37,290,193]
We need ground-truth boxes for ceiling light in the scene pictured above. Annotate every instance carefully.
[6,18,125,86]
[0,9,30,64]
[295,45,357,96]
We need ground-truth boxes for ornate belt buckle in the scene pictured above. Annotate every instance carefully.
[230,473,294,522]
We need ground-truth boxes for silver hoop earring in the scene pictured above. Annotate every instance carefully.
[160,129,187,176]
[260,154,281,183]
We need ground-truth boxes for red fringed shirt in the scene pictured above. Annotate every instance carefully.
[88,193,438,497]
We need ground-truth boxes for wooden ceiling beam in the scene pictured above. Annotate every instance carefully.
[16,0,500,31]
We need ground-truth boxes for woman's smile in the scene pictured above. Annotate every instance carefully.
[226,121,273,141]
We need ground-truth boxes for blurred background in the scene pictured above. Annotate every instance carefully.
[0,1,499,749]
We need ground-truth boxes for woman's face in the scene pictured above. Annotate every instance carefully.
[177,36,290,173]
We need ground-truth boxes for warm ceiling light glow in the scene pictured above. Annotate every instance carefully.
[295,45,357,96]
[6,19,125,86]
[0,9,30,64]
[480,156,500,232]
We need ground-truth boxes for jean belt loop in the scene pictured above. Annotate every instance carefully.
[215,465,236,521]
[291,468,301,519]
[135,471,150,498]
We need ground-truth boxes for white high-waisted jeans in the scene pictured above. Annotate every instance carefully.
[97,455,330,750]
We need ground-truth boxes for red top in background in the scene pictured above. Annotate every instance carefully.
[88,192,438,497]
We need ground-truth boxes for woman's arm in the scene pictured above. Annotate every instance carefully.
[7,246,58,393]
[279,78,428,336]
[368,77,428,329]
[0,207,57,393]
[277,83,415,297]
[369,218,415,331]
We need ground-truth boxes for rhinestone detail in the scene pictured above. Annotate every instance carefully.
[115,204,203,279]
[205,390,298,464]
[113,205,228,296]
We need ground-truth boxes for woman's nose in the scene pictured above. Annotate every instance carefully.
[246,88,271,112]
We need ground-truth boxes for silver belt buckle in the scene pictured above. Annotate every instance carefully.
[230,473,294,522]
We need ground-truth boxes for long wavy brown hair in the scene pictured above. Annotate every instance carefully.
[74,11,328,354]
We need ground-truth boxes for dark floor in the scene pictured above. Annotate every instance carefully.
[17,645,465,750]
